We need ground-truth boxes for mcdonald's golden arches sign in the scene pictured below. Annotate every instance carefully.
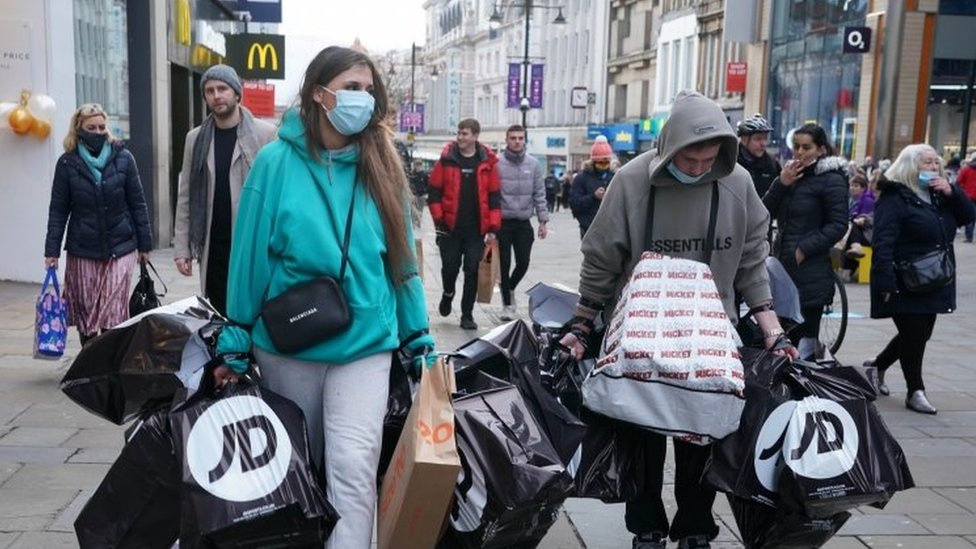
[226,33,285,80]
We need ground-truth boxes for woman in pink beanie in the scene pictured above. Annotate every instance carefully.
[569,136,616,237]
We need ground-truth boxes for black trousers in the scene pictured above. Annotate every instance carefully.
[497,219,535,306]
[793,305,824,340]
[874,313,937,393]
[625,433,718,541]
[438,227,484,317]
[205,240,230,317]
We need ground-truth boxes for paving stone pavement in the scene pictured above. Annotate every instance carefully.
[2,209,976,548]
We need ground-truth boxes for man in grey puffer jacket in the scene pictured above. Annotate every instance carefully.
[496,124,549,320]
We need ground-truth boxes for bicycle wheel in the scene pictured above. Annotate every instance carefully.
[819,271,848,355]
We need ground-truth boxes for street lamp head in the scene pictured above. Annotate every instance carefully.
[553,7,567,24]
[489,5,503,24]
[519,96,530,112]
[430,66,439,81]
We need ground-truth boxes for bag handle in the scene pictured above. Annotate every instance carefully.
[141,260,169,296]
[644,182,720,262]
[42,266,61,297]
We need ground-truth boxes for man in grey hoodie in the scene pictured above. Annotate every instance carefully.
[496,124,549,320]
[560,91,797,549]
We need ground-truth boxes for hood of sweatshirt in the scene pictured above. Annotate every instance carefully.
[648,91,739,187]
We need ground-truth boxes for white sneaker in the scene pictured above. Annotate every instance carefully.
[499,304,517,321]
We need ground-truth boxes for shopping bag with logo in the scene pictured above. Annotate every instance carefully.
[129,260,168,317]
[74,409,181,549]
[705,351,914,518]
[378,349,419,486]
[377,358,459,549]
[169,382,338,547]
[476,240,500,304]
[581,184,746,443]
[34,266,68,360]
[444,371,572,548]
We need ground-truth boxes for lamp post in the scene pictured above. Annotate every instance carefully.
[490,1,566,130]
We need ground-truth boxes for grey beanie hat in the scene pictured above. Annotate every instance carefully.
[201,64,243,97]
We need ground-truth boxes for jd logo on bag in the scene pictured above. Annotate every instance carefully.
[753,396,858,493]
[186,396,293,502]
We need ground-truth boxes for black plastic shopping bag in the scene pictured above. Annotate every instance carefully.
[727,495,850,549]
[568,407,649,503]
[74,410,180,549]
[378,350,418,486]
[60,297,220,424]
[706,350,914,518]
[129,260,167,317]
[446,372,573,548]
[169,383,338,547]
[34,266,68,360]
[451,320,586,466]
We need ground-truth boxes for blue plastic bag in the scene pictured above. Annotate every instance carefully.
[34,266,68,359]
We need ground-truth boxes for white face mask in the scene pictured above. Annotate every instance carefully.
[319,86,375,136]
[666,161,707,185]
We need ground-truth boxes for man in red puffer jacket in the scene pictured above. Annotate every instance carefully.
[428,118,501,330]
[957,152,976,242]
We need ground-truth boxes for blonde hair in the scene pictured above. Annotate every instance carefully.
[63,103,117,153]
[883,143,942,194]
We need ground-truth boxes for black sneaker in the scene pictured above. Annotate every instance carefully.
[460,315,478,330]
[633,532,667,549]
[677,535,710,549]
[438,292,454,317]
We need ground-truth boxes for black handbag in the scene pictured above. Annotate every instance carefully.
[895,247,954,293]
[129,260,167,316]
[259,177,357,354]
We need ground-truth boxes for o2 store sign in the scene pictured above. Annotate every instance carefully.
[186,396,293,501]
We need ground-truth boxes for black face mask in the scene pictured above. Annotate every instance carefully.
[78,130,107,153]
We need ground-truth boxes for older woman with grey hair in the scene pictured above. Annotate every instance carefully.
[866,143,975,414]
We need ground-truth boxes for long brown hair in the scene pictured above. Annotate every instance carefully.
[298,46,412,279]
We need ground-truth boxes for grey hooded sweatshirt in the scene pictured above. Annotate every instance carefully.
[578,91,772,320]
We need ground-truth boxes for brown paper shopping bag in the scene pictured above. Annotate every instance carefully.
[476,240,500,304]
[378,358,460,549]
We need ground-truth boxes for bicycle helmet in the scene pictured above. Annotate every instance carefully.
[737,114,772,137]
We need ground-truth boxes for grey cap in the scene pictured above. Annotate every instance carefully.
[201,64,242,97]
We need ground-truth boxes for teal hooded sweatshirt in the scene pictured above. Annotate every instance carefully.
[216,108,434,372]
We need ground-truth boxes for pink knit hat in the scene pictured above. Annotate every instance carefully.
[590,135,613,161]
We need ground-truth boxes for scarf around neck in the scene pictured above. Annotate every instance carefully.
[188,106,263,259]
[78,142,111,184]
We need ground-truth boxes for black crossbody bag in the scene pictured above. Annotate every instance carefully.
[894,200,955,293]
[260,171,357,354]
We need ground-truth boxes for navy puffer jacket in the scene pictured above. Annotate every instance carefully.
[763,156,850,308]
[569,162,614,232]
[45,143,152,260]
[870,177,975,318]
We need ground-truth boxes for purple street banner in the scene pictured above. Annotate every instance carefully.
[530,64,544,109]
[399,103,425,134]
[507,63,521,108]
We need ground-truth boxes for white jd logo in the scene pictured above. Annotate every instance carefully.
[753,396,858,492]
[186,395,293,502]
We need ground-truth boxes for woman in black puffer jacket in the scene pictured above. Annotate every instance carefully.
[763,123,849,360]
[866,144,975,414]
[44,103,152,345]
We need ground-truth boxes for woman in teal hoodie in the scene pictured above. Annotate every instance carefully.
[214,46,436,548]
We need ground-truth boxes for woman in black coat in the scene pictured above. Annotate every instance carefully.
[44,103,152,345]
[763,123,850,360]
[866,144,975,414]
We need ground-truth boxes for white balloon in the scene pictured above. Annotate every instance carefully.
[28,94,56,121]
[0,102,15,131]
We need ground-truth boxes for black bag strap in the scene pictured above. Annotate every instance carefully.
[644,182,720,262]
[141,260,168,295]
[304,164,357,282]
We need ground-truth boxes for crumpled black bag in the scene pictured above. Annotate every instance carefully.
[451,320,586,466]
[129,260,166,317]
[169,383,338,548]
[74,409,181,548]
[706,350,914,519]
[567,406,648,503]
[727,495,850,549]
[444,371,573,549]
[378,349,417,486]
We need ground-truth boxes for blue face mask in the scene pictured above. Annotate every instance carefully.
[918,170,939,187]
[320,87,375,136]
[666,161,707,185]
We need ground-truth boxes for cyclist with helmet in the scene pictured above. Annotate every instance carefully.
[737,114,781,197]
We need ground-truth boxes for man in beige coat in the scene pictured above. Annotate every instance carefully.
[173,65,276,314]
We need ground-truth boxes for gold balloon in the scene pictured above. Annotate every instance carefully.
[30,118,51,139]
[9,105,34,135]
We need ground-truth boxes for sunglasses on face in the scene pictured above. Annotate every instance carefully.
[77,103,106,117]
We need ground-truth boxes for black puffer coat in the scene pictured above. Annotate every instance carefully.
[870,177,975,318]
[569,161,614,232]
[45,143,152,260]
[737,146,781,198]
[763,156,849,308]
